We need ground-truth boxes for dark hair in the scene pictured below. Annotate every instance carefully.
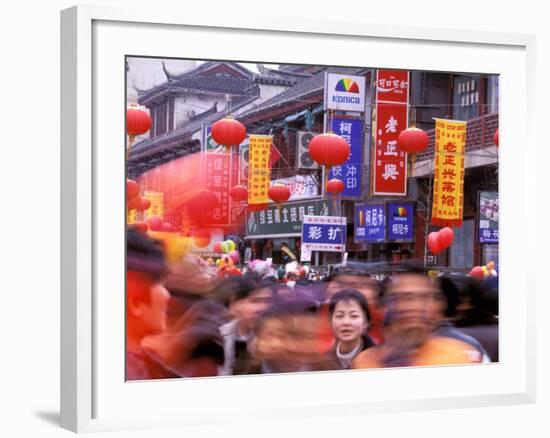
[254,298,318,336]
[220,276,279,305]
[126,228,166,281]
[437,275,461,318]
[328,289,371,322]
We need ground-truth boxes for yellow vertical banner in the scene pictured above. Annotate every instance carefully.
[143,191,164,220]
[431,118,467,227]
[247,135,272,205]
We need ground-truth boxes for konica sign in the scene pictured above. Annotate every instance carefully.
[324,73,366,112]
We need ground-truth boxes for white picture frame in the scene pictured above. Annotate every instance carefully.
[61,5,536,433]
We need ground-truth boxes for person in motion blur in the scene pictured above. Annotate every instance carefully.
[326,289,375,369]
[433,275,491,362]
[219,276,278,375]
[126,228,173,380]
[353,267,484,369]
[251,298,336,373]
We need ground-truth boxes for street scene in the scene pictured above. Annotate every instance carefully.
[125,58,499,379]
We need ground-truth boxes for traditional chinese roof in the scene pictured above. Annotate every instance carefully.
[129,92,259,163]
[254,64,312,86]
[137,61,259,106]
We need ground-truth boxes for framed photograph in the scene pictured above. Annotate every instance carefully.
[61,5,536,433]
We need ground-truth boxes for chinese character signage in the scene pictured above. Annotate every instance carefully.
[478,191,499,243]
[328,117,363,198]
[302,215,346,252]
[431,118,466,227]
[387,202,414,242]
[376,70,409,104]
[246,199,331,238]
[324,73,366,112]
[372,70,409,196]
[271,175,318,200]
[248,135,272,206]
[354,204,385,243]
[143,191,164,221]
[204,153,231,226]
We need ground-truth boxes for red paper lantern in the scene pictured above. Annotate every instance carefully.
[127,196,141,211]
[127,179,140,200]
[126,107,152,136]
[192,229,211,248]
[326,178,345,194]
[186,189,219,225]
[133,222,148,233]
[309,133,350,167]
[230,185,248,202]
[469,266,484,280]
[211,117,247,148]
[247,203,268,212]
[437,227,454,249]
[427,231,443,254]
[493,129,499,147]
[397,127,429,154]
[148,215,163,232]
[138,197,151,211]
[268,184,291,204]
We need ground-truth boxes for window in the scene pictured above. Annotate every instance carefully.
[486,75,499,114]
[453,76,480,121]
[449,218,474,268]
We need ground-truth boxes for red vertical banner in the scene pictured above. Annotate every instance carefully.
[204,152,231,226]
[372,70,409,196]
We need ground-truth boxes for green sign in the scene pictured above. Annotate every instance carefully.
[246,199,332,238]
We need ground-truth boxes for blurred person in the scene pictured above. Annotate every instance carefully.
[162,254,219,328]
[353,268,484,369]
[141,299,229,377]
[280,241,297,264]
[126,228,173,380]
[433,275,491,362]
[219,278,278,375]
[327,289,375,369]
[251,298,336,374]
[455,277,499,362]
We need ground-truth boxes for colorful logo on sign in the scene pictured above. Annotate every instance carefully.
[358,210,365,226]
[394,207,408,217]
[335,78,360,93]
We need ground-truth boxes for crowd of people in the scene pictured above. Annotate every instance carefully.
[126,228,499,380]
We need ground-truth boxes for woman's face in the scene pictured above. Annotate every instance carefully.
[331,299,367,344]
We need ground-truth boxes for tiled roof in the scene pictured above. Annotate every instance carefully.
[238,67,364,120]
[129,93,259,160]
[137,61,258,104]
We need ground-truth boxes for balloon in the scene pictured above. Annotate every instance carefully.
[487,261,495,271]
[226,240,236,252]
[215,259,222,266]
[437,227,454,249]
[229,250,240,264]
[213,241,223,253]
[220,241,230,253]
[469,266,485,280]
[148,215,163,231]
[161,222,173,232]
[427,231,443,254]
